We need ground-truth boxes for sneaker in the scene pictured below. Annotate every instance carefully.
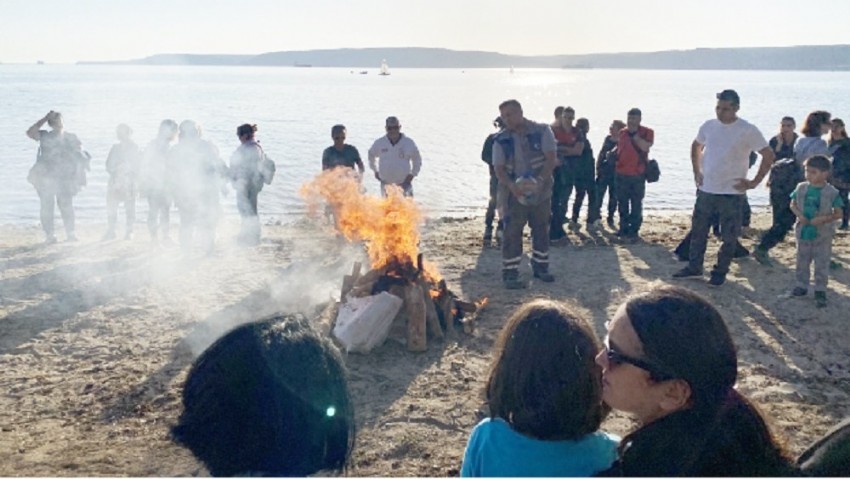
[791,287,807,297]
[815,291,827,308]
[839,223,849,231]
[606,217,616,229]
[708,272,726,286]
[753,248,773,267]
[494,228,503,247]
[503,271,527,290]
[830,260,842,271]
[45,235,58,245]
[588,219,602,232]
[483,226,493,246]
[673,266,703,279]
[533,270,555,282]
[568,220,581,232]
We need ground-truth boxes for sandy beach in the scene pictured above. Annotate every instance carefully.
[2,210,850,476]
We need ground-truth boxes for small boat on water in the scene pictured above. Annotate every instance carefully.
[293,62,312,67]
[359,70,368,75]
[379,59,390,76]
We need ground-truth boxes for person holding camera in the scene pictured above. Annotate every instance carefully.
[26,110,87,243]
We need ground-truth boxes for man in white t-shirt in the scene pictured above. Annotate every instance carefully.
[367,116,421,197]
[673,90,775,286]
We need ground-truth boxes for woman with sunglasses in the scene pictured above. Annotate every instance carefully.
[595,284,796,476]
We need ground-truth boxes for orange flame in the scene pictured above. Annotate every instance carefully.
[300,168,442,280]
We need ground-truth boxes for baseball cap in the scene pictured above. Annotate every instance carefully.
[716,89,740,105]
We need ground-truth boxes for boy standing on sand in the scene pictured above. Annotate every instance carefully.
[787,155,844,308]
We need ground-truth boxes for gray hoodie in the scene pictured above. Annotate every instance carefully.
[794,136,830,166]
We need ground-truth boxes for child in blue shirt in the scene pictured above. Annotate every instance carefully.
[788,155,845,308]
[461,299,619,477]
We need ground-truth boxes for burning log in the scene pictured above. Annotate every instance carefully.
[404,283,427,352]
[339,261,362,299]
[417,277,443,340]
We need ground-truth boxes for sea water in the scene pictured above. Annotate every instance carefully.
[1,65,848,225]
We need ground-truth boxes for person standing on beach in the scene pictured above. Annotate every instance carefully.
[25,111,88,243]
[230,123,267,246]
[367,116,421,197]
[322,124,364,174]
[103,124,141,241]
[785,155,844,308]
[592,120,625,230]
[572,118,598,230]
[140,119,178,247]
[550,107,584,240]
[170,120,228,255]
[829,118,850,229]
[673,90,774,286]
[492,99,558,289]
[754,111,831,266]
[481,116,506,246]
[614,108,654,242]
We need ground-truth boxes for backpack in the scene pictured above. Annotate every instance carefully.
[769,159,802,193]
[257,145,276,185]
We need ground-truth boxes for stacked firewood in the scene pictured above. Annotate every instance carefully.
[338,256,482,352]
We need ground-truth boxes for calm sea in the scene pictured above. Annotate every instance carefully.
[1,65,848,225]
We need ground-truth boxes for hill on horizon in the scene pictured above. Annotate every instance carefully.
[77,45,850,71]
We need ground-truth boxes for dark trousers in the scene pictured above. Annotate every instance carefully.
[235,185,261,245]
[550,162,575,237]
[688,191,743,276]
[592,174,617,222]
[147,191,171,239]
[38,189,75,238]
[571,176,597,224]
[757,187,796,251]
[502,194,551,276]
[615,174,645,236]
[485,171,503,234]
[838,188,850,227]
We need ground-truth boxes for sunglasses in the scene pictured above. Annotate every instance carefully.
[604,337,675,381]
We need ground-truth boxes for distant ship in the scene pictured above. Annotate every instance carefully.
[37,60,45,65]
[359,70,368,75]
[293,62,312,67]
[379,59,390,76]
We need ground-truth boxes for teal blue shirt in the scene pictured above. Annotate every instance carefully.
[460,418,619,477]
[791,186,844,240]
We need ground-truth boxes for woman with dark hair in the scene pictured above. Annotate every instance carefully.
[172,314,355,477]
[461,299,618,477]
[756,112,831,266]
[595,284,796,476]
[829,118,850,229]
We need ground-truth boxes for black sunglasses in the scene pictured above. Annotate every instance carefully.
[604,337,675,381]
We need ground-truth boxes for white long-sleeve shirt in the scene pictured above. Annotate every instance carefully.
[367,134,421,184]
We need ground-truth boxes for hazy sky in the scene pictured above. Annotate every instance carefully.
[4,0,850,63]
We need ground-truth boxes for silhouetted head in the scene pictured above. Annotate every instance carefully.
[116,123,132,142]
[172,314,355,476]
[237,123,257,142]
[179,120,200,140]
[158,119,178,142]
[46,111,64,130]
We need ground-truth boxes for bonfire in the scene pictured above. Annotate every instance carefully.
[300,168,485,351]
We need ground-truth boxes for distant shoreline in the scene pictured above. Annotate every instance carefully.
[70,45,850,71]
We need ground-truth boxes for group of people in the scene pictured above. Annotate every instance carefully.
[170,285,849,476]
[480,92,848,303]
[25,112,425,251]
[480,99,656,289]
[26,112,274,251]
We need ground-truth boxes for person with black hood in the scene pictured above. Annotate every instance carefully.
[482,116,506,246]
[754,111,831,266]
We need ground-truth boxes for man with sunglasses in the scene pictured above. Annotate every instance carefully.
[321,124,364,174]
[367,116,421,197]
